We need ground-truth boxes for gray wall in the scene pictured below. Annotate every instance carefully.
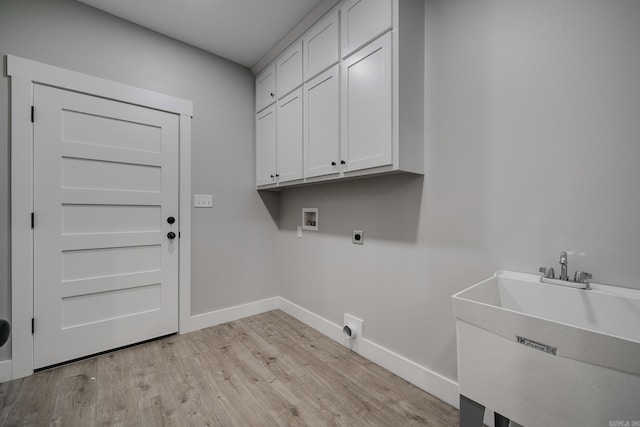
[0,0,280,361]
[279,0,640,382]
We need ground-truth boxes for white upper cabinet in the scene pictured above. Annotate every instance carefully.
[255,105,277,186]
[276,88,303,183]
[255,0,424,189]
[303,10,340,82]
[256,63,276,113]
[340,0,392,58]
[341,32,392,172]
[276,40,303,99]
[304,65,340,178]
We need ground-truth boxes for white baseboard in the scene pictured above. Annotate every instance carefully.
[0,360,12,383]
[182,297,280,334]
[278,297,460,410]
[358,335,460,408]
[278,297,345,342]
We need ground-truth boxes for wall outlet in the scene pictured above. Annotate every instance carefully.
[352,230,363,245]
[343,313,363,352]
[297,226,302,238]
[194,194,213,208]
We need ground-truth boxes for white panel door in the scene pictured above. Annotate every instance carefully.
[341,0,392,58]
[341,32,392,172]
[33,84,179,369]
[304,65,341,178]
[256,105,277,186]
[276,88,303,183]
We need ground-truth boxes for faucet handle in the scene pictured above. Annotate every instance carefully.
[574,271,592,283]
[539,267,555,278]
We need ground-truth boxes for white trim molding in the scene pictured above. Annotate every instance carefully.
[9,73,34,380]
[183,297,281,334]
[278,298,344,342]
[7,56,192,115]
[278,297,459,409]
[178,114,192,335]
[7,54,192,380]
[0,360,12,383]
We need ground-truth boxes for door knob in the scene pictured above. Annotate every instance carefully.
[167,216,175,224]
[340,160,346,165]
[167,232,176,240]
[331,161,337,166]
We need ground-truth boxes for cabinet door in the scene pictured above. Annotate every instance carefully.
[277,88,303,183]
[341,0,392,58]
[277,40,303,99]
[303,9,339,82]
[256,105,277,186]
[341,32,392,172]
[304,65,340,178]
[256,63,276,113]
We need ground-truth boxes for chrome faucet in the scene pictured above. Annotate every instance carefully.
[539,251,592,290]
[559,251,569,281]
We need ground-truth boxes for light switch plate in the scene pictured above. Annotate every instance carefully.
[194,194,213,208]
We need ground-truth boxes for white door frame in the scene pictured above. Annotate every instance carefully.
[8,55,193,379]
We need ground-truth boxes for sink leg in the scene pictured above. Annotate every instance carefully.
[460,395,485,427]
[495,412,510,427]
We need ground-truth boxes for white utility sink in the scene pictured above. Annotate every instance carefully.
[453,270,640,427]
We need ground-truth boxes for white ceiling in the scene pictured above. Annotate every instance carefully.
[77,0,325,68]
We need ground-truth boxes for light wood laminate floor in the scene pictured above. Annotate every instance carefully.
[0,310,458,426]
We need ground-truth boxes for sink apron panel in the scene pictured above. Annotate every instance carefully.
[457,320,640,427]
[454,296,640,376]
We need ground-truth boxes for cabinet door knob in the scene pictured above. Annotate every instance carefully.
[270,174,275,179]
[275,174,280,177]
[167,216,175,224]
[167,232,176,240]
[270,92,275,98]
[340,160,346,165]
[331,161,337,166]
